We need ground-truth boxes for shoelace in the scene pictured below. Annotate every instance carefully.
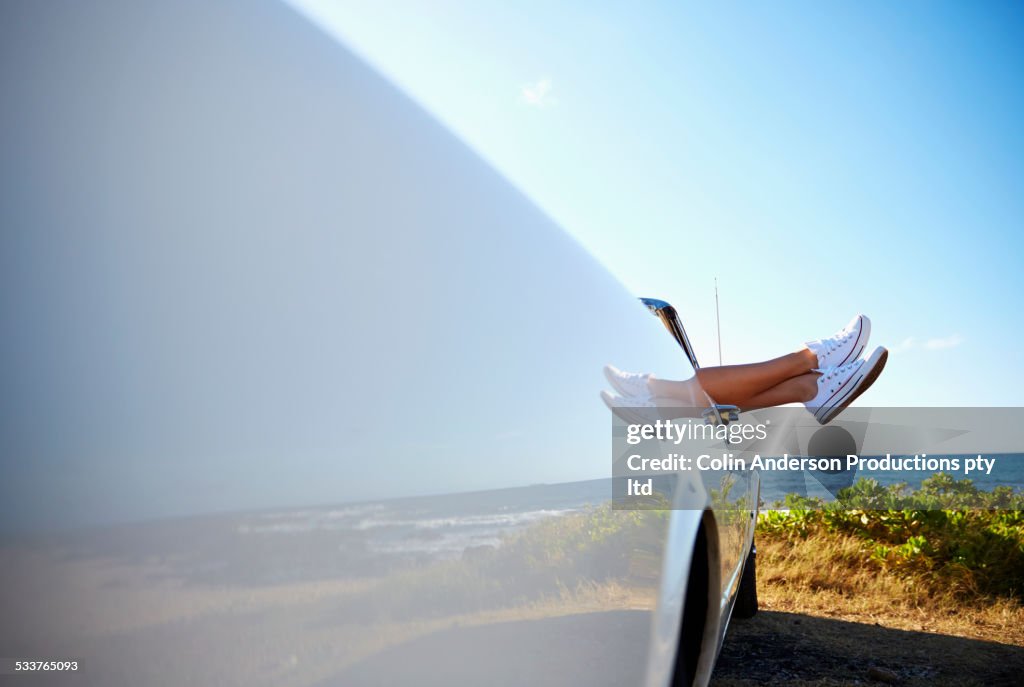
[821,329,854,353]
[815,359,863,391]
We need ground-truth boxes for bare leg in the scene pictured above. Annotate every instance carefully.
[651,373,818,420]
[647,349,817,405]
[734,373,818,410]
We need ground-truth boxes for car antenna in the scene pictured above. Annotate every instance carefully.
[715,277,723,366]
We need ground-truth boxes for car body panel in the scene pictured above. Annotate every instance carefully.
[0,2,756,685]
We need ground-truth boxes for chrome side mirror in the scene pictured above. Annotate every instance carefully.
[639,297,738,426]
[639,297,701,371]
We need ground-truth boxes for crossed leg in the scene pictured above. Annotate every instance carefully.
[647,349,820,411]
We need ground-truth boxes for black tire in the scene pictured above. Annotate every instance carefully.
[672,526,708,687]
[733,544,758,619]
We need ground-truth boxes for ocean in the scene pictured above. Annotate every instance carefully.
[18,458,1020,588]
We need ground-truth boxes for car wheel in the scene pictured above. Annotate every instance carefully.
[673,525,708,687]
[733,544,758,619]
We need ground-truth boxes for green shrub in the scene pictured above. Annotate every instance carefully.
[488,501,671,590]
[348,502,671,621]
[758,474,1024,600]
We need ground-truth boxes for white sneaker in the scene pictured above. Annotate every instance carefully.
[805,315,871,370]
[600,390,657,425]
[603,364,652,399]
[806,346,888,425]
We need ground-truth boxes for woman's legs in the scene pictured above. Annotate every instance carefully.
[604,315,883,423]
[649,372,818,420]
[732,372,818,410]
[647,348,818,406]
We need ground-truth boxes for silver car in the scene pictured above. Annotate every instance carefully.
[0,2,758,685]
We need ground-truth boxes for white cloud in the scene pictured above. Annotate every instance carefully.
[521,78,553,107]
[890,334,963,353]
[924,334,964,350]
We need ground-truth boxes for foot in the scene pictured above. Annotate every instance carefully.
[805,346,888,425]
[600,390,657,425]
[603,364,652,399]
[805,315,871,370]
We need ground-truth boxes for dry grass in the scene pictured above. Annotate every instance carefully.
[3,495,1019,686]
[0,540,657,687]
[712,530,1024,687]
[755,533,1024,645]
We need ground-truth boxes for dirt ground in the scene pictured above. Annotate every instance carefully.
[711,607,1024,687]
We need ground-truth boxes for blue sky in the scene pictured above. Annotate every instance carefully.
[288,0,1024,406]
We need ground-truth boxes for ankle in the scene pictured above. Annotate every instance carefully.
[799,372,820,402]
[798,347,819,372]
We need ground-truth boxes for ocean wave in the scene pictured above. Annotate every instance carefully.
[354,508,578,532]
[237,506,581,545]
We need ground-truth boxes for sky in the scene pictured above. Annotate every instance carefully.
[3,0,699,529]
[287,0,1024,406]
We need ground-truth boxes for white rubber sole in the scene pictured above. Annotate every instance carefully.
[814,345,888,425]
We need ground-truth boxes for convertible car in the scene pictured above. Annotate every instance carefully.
[0,2,758,685]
